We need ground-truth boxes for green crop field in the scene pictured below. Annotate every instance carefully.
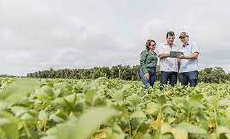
[0,77,230,139]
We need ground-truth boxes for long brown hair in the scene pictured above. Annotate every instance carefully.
[145,39,156,50]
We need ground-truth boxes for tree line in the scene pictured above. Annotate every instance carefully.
[26,65,230,83]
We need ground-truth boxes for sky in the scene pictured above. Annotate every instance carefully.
[1,0,230,76]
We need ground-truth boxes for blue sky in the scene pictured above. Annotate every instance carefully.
[1,0,230,75]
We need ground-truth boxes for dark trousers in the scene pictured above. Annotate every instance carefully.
[160,71,178,87]
[179,71,198,87]
[140,67,156,89]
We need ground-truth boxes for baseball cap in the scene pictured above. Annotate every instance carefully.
[179,32,189,38]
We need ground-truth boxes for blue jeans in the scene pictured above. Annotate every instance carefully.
[140,67,156,89]
[160,71,178,87]
[179,71,198,87]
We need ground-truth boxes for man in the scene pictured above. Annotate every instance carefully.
[177,32,200,87]
[158,31,179,88]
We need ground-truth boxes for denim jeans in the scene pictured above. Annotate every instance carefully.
[140,67,156,89]
[179,71,198,87]
[160,71,178,87]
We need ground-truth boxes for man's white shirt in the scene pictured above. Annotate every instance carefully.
[157,42,179,72]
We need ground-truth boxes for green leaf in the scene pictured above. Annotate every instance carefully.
[21,113,36,122]
[10,106,28,117]
[85,89,95,106]
[53,82,67,90]
[161,123,172,134]
[156,95,166,106]
[0,112,19,139]
[177,122,207,134]
[0,101,7,111]
[107,123,125,139]
[226,107,230,119]
[145,102,159,115]
[40,85,54,96]
[218,98,230,107]
[171,127,188,139]
[225,133,230,139]
[127,94,141,107]
[190,94,203,102]
[64,94,77,106]
[189,94,203,107]
[36,91,50,101]
[0,78,41,102]
[49,113,66,123]
[39,110,48,121]
[110,90,124,102]
[43,107,118,139]
[131,111,146,119]
[216,126,230,135]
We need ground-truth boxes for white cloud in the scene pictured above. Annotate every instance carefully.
[1,0,230,75]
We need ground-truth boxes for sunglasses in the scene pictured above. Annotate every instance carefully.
[180,37,186,39]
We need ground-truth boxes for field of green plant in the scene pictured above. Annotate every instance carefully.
[0,77,230,139]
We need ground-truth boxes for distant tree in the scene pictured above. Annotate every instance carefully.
[26,65,230,83]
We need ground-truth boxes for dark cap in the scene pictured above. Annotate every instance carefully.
[179,32,189,38]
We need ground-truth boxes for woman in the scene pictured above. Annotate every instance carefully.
[140,39,158,89]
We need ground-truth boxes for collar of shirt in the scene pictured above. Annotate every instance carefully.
[164,42,176,47]
[182,43,189,47]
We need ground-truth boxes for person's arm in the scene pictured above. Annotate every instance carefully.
[177,44,200,59]
[140,51,149,79]
[177,52,199,59]
[158,53,170,58]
